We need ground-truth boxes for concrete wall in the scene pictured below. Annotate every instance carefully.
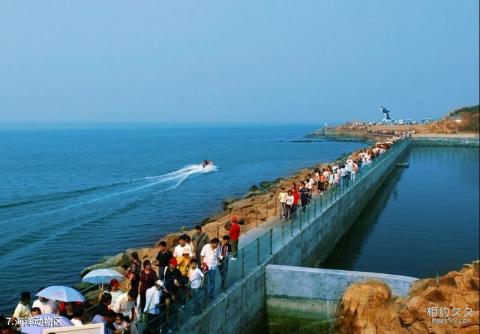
[265,265,417,320]
[180,140,411,334]
[182,267,266,334]
[269,139,411,268]
[411,135,479,147]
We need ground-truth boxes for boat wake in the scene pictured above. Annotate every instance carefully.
[0,163,217,259]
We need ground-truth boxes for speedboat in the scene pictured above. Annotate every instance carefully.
[201,160,214,168]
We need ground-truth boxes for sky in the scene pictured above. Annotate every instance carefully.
[0,0,478,124]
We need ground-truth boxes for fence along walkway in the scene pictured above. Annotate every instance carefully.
[142,139,410,333]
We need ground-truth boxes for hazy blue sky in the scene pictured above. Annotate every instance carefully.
[0,1,478,123]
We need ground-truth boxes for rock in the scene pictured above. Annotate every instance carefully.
[439,271,458,287]
[459,326,480,334]
[335,262,480,334]
[470,276,479,290]
[244,190,262,199]
[423,287,447,302]
[223,197,239,210]
[97,255,111,264]
[200,217,211,226]
[84,289,100,304]
[259,181,273,189]
[334,280,408,334]
[80,252,131,277]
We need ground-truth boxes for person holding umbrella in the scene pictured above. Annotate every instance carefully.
[97,279,124,307]
[94,293,112,319]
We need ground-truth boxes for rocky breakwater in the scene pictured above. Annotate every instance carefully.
[78,165,331,288]
[78,137,395,301]
[334,261,479,334]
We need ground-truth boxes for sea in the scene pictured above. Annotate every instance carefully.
[323,145,480,278]
[0,124,367,315]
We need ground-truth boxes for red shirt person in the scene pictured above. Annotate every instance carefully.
[292,188,300,206]
[228,216,240,260]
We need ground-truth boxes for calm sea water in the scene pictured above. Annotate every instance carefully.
[0,125,366,314]
[323,145,479,278]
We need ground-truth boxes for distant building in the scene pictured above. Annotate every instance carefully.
[421,118,433,124]
[446,115,463,123]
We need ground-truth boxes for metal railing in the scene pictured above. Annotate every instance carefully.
[138,139,410,333]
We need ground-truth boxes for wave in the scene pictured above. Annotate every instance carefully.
[0,172,194,263]
[0,164,216,210]
[0,180,138,210]
[1,164,216,220]
[0,163,217,252]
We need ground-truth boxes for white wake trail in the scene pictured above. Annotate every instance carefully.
[0,164,217,224]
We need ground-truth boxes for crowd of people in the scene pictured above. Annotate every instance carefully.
[2,219,242,334]
[1,136,408,334]
[277,136,409,219]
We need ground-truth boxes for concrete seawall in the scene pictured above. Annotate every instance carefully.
[179,140,411,333]
[265,265,417,321]
[411,135,479,147]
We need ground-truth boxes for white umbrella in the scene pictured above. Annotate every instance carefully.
[82,268,124,285]
[36,286,85,303]
[21,313,72,334]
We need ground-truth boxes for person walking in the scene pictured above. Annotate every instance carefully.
[200,238,221,300]
[113,290,137,322]
[109,279,124,307]
[313,170,320,193]
[291,186,300,215]
[218,235,232,290]
[188,259,204,314]
[285,190,294,220]
[192,225,209,263]
[163,258,182,307]
[126,252,141,297]
[278,187,287,218]
[299,184,310,211]
[173,235,193,281]
[155,241,172,280]
[173,234,193,259]
[228,216,240,260]
[144,280,164,329]
[138,260,158,314]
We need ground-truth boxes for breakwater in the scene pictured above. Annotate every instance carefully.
[179,139,411,333]
[411,134,479,147]
[0,127,368,315]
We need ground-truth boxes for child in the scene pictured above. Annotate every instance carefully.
[113,313,129,334]
[188,259,204,314]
